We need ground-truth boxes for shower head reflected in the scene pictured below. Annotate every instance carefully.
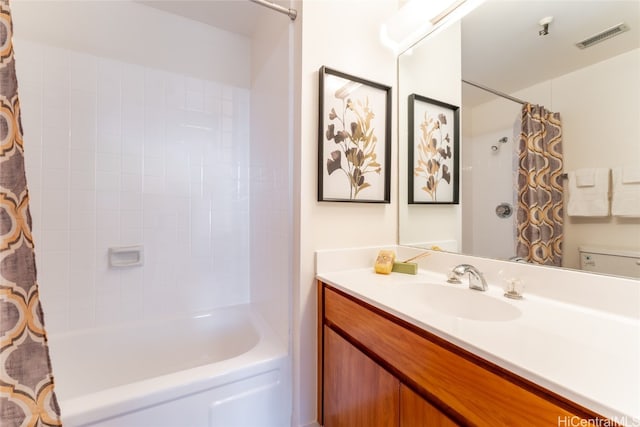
[491,136,508,151]
[538,16,553,36]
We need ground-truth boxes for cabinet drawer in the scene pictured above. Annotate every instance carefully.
[323,284,604,426]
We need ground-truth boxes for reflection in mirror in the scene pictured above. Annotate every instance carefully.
[398,0,640,279]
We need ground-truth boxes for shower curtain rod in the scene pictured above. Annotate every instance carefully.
[249,0,297,21]
[462,79,528,106]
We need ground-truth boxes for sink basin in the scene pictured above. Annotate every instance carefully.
[422,286,522,321]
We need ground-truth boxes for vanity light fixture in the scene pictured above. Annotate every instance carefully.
[380,0,485,54]
[576,22,630,49]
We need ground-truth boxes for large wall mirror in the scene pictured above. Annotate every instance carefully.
[398,0,640,278]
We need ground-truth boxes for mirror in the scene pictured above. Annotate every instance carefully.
[398,0,640,278]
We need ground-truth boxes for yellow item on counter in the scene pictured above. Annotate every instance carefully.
[374,250,395,274]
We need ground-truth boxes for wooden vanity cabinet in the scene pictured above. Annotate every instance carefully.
[323,326,456,427]
[323,326,400,427]
[318,281,613,427]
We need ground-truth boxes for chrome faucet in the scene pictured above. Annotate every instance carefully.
[447,264,488,291]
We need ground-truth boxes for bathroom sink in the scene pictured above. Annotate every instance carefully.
[422,285,522,321]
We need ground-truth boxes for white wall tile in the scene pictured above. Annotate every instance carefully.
[122,131,143,156]
[120,191,143,211]
[121,173,143,193]
[19,87,43,138]
[69,171,94,192]
[143,175,164,194]
[14,39,43,89]
[40,251,70,291]
[121,154,142,175]
[42,209,69,232]
[96,152,121,173]
[70,52,98,94]
[143,155,164,177]
[70,91,97,152]
[97,58,121,95]
[95,171,121,192]
[97,131,121,155]
[119,269,143,322]
[120,228,143,246]
[42,103,69,131]
[70,190,95,212]
[120,210,143,230]
[40,230,69,254]
[41,167,68,192]
[69,209,96,231]
[122,65,145,105]
[70,149,95,172]
[96,208,120,232]
[42,47,69,92]
[67,306,95,331]
[165,73,185,109]
[95,190,120,211]
[20,41,252,333]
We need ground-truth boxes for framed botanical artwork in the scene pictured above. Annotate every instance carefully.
[318,66,391,203]
[408,94,459,204]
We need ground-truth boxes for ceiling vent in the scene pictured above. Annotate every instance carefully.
[576,23,630,49]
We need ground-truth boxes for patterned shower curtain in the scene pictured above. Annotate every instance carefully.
[0,1,62,425]
[515,103,564,266]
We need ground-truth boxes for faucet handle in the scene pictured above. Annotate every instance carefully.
[449,264,488,291]
[446,270,462,284]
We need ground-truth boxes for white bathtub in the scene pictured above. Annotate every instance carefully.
[48,305,290,427]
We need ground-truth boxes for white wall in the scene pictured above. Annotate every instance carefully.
[398,23,462,249]
[13,2,253,333]
[294,1,398,425]
[554,49,640,269]
[249,8,293,347]
[464,49,639,269]
[249,9,294,423]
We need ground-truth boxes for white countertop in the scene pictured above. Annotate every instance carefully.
[318,267,640,426]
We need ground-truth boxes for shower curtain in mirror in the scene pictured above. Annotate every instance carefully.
[516,103,563,266]
[0,1,62,425]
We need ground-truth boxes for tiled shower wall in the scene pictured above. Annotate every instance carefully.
[16,39,251,334]
[465,127,518,260]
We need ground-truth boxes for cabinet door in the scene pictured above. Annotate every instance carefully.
[400,385,459,427]
[323,326,400,427]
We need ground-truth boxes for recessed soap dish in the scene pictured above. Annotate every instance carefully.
[109,245,144,268]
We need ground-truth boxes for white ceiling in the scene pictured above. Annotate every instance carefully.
[461,0,640,106]
[139,0,270,37]
[138,0,638,107]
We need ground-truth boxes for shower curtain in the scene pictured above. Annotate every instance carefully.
[0,1,62,425]
[515,103,563,266]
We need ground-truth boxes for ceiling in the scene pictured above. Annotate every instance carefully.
[461,0,640,106]
[139,0,270,37]
[139,0,638,106]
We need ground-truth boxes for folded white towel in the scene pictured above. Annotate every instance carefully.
[622,167,640,184]
[612,167,640,217]
[567,168,610,217]
[575,169,596,187]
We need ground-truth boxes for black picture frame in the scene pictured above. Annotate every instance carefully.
[408,94,460,204]
[318,66,391,203]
